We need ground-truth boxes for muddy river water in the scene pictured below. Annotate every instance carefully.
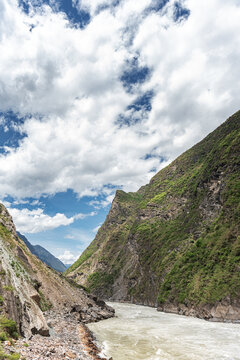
[88,302,240,360]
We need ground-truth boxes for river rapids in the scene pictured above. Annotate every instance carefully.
[87,302,240,360]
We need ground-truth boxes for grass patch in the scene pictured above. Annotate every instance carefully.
[2,286,14,292]
[38,290,52,312]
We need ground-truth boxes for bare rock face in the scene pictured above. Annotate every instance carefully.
[157,298,240,323]
[0,214,50,338]
[66,110,240,322]
[0,203,114,339]
[0,204,17,236]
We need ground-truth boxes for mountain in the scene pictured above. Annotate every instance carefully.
[64,263,73,269]
[17,232,67,273]
[0,204,114,341]
[66,110,240,322]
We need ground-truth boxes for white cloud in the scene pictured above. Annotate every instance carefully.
[74,211,96,219]
[0,200,12,208]
[63,228,94,244]
[74,0,152,17]
[65,234,75,240]
[58,250,80,264]
[89,194,115,209]
[8,207,96,233]
[92,224,102,233]
[0,0,239,201]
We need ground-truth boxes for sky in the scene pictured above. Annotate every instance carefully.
[0,0,240,265]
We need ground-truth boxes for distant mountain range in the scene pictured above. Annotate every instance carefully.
[17,232,67,273]
[64,264,72,269]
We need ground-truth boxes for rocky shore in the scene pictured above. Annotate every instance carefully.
[157,299,240,323]
[3,309,113,360]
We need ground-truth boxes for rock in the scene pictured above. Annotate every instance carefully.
[4,310,110,360]
[157,300,240,323]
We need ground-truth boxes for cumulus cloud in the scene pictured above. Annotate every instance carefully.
[58,250,80,264]
[8,207,96,233]
[0,0,239,201]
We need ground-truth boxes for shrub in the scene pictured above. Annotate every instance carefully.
[8,353,20,360]
[0,332,7,341]
[0,317,18,339]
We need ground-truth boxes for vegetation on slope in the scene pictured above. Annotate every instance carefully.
[0,309,20,359]
[67,111,240,309]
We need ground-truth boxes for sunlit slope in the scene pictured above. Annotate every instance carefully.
[66,110,240,320]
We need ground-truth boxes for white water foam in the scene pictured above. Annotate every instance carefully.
[87,302,240,360]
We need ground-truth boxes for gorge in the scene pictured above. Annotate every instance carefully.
[0,110,239,359]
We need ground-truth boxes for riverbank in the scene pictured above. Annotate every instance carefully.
[109,298,240,323]
[3,310,111,360]
[157,301,240,323]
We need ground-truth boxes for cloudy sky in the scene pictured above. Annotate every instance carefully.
[0,0,239,264]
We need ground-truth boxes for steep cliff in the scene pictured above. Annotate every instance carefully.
[0,204,114,340]
[66,110,240,321]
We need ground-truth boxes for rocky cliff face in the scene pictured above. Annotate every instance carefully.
[0,204,114,339]
[66,110,240,322]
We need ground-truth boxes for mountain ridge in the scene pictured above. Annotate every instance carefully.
[17,232,67,273]
[66,110,240,322]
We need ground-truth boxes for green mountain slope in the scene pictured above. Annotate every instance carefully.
[66,110,240,321]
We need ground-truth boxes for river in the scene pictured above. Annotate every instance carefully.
[87,302,240,360]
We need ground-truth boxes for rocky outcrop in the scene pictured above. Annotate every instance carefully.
[157,298,240,323]
[66,110,240,322]
[70,296,114,323]
[0,204,17,235]
[0,204,114,339]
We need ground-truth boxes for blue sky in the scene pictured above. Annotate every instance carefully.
[0,0,240,264]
